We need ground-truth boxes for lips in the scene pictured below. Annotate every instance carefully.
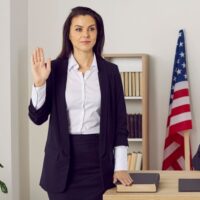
[80,41,91,44]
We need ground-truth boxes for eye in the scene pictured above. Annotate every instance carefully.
[89,27,96,31]
[75,27,82,32]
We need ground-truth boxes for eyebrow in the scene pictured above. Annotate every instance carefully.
[74,24,96,28]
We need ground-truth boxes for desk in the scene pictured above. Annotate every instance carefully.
[103,171,200,200]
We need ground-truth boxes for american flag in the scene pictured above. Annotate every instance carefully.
[162,30,192,170]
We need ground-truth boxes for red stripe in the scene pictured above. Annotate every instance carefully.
[164,133,184,148]
[169,120,192,135]
[167,105,191,126]
[171,160,183,170]
[162,145,184,169]
[169,105,191,118]
[173,89,189,100]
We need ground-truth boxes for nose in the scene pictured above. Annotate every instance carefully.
[82,30,89,38]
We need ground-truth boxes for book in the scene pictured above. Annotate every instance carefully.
[131,72,136,96]
[124,72,129,96]
[129,152,137,171]
[127,153,132,170]
[135,152,142,171]
[116,173,160,193]
[128,72,132,96]
[179,178,200,192]
[135,72,140,96]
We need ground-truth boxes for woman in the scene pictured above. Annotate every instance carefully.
[29,6,133,200]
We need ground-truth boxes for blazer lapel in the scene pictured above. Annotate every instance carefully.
[55,59,70,152]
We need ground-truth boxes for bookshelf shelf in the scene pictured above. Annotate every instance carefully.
[125,96,142,100]
[103,53,149,170]
[128,138,143,142]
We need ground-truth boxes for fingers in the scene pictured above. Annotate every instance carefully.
[31,47,45,64]
[113,171,133,186]
[39,48,45,63]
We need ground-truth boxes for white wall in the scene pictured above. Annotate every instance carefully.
[0,1,12,199]
[1,0,200,200]
[0,0,28,200]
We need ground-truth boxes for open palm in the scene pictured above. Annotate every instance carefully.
[31,48,51,87]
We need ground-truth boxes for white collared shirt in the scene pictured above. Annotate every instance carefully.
[66,54,101,134]
[31,54,127,171]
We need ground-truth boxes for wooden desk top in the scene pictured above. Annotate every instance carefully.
[103,170,200,200]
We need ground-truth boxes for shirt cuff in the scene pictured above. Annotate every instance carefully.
[31,83,46,110]
[114,145,128,171]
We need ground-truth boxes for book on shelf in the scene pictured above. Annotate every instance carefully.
[128,72,132,96]
[127,113,142,138]
[179,179,200,192]
[127,153,132,170]
[116,173,160,193]
[127,152,142,171]
[129,152,137,171]
[124,72,129,96]
[119,71,142,97]
[135,72,140,97]
[135,152,142,171]
[131,72,136,96]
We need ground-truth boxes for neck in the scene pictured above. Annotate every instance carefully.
[73,50,94,70]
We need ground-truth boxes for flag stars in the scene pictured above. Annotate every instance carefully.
[177,59,180,64]
[184,74,187,79]
[176,69,182,75]
[182,63,186,68]
[179,32,182,37]
[179,42,183,47]
[179,52,184,57]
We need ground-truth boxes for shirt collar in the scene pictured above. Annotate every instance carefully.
[68,53,98,72]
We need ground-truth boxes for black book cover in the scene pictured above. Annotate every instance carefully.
[179,178,200,192]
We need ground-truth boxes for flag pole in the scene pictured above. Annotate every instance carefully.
[184,130,190,170]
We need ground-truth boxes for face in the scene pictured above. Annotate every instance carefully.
[69,15,97,54]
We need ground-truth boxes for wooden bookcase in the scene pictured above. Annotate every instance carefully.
[103,54,149,170]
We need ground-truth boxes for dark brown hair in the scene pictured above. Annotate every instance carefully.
[57,6,105,59]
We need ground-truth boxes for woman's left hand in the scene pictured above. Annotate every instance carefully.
[113,171,133,186]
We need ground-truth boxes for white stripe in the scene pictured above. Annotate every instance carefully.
[164,142,179,159]
[177,156,185,169]
[174,81,189,92]
[169,112,192,126]
[171,96,190,109]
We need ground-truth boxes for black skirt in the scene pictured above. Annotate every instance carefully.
[47,134,104,200]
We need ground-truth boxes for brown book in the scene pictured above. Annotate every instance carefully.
[179,179,200,192]
[135,72,140,96]
[124,72,129,96]
[116,173,160,193]
[129,152,137,171]
[127,153,132,170]
[128,72,132,96]
[131,72,136,96]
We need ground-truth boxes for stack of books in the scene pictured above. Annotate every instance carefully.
[127,152,143,171]
[127,113,142,138]
[120,72,142,97]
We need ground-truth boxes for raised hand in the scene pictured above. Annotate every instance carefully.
[31,48,51,87]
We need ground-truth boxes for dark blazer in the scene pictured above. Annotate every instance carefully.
[28,55,128,193]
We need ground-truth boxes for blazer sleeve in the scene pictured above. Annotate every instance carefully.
[114,66,129,147]
[28,62,53,125]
